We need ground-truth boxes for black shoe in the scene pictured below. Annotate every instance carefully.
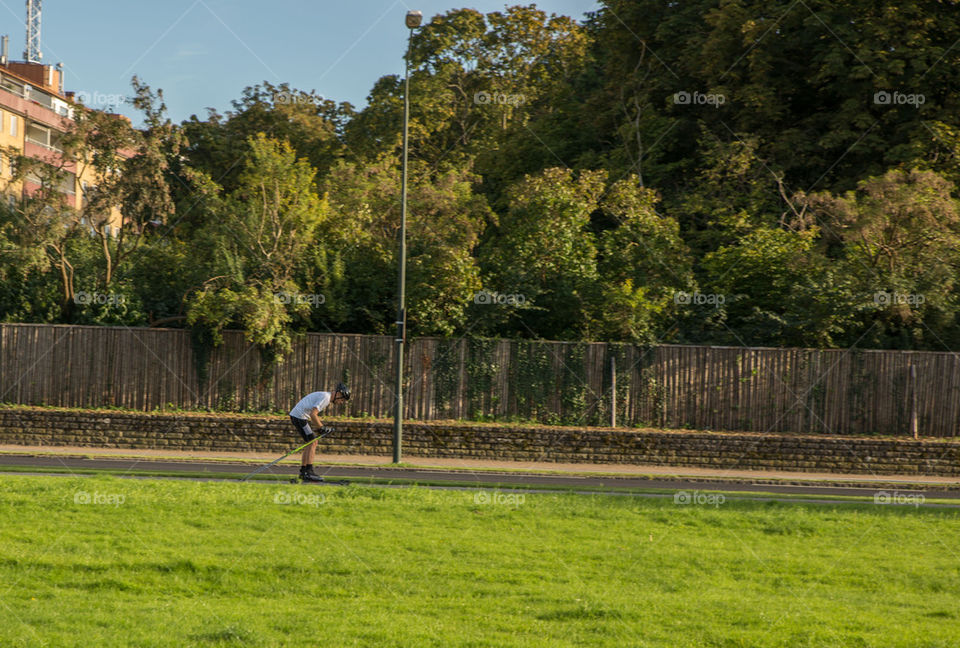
[299,467,323,483]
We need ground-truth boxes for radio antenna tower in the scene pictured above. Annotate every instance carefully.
[24,0,41,63]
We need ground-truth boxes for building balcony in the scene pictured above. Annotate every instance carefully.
[0,86,71,131]
[22,139,78,174]
[25,135,62,153]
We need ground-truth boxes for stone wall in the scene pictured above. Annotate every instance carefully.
[2,407,959,476]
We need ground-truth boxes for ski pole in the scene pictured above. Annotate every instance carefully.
[241,427,335,482]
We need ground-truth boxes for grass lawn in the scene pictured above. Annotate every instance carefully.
[1,475,959,647]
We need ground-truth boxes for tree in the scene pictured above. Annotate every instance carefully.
[567,0,960,197]
[590,178,694,343]
[478,167,604,339]
[801,168,960,348]
[346,5,588,174]
[186,134,327,368]
[319,157,490,336]
[698,225,854,347]
[0,78,180,319]
[78,77,182,287]
[0,157,78,311]
[178,81,350,205]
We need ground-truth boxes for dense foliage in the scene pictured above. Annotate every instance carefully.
[3,1,960,358]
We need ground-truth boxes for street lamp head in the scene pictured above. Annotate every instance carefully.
[406,10,422,29]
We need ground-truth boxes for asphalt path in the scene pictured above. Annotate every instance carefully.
[3,453,960,502]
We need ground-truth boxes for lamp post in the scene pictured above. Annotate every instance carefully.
[394,9,422,464]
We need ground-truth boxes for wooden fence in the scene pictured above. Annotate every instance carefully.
[2,323,959,436]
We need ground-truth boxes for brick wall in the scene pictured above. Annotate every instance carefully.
[2,407,959,476]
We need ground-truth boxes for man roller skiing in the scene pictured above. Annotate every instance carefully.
[289,382,350,482]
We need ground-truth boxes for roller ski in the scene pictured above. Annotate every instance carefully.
[291,465,349,485]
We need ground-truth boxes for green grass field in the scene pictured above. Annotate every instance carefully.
[1,475,959,647]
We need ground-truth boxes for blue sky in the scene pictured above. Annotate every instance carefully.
[9,0,600,123]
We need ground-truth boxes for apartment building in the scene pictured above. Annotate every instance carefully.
[0,59,124,235]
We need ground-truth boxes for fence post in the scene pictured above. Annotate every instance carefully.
[610,355,617,428]
[910,364,918,439]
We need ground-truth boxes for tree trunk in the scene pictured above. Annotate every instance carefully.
[102,229,114,286]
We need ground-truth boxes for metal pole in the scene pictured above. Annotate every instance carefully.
[610,355,617,428]
[910,364,918,440]
[393,30,413,464]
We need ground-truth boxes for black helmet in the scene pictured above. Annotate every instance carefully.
[334,382,351,401]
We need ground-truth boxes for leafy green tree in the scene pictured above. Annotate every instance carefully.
[570,0,960,196]
[186,134,327,365]
[0,195,71,322]
[478,167,604,339]
[347,5,588,174]
[0,159,77,312]
[125,237,203,327]
[670,129,788,257]
[77,78,182,287]
[801,168,960,348]
[698,225,855,347]
[178,81,350,210]
[0,77,179,322]
[590,178,694,343]
[319,157,490,336]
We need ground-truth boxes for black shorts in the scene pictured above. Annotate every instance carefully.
[290,416,316,442]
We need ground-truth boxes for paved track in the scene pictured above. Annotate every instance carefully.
[3,453,960,501]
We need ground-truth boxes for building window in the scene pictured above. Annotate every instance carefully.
[26,123,51,148]
[9,114,17,137]
[0,109,4,131]
[1,77,24,97]
[60,172,77,196]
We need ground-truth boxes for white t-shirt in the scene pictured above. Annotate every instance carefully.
[290,391,331,420]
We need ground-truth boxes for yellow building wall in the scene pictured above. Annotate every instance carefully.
[0,78,124,235]
[73,158,124,235]
[0,107,25,200]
